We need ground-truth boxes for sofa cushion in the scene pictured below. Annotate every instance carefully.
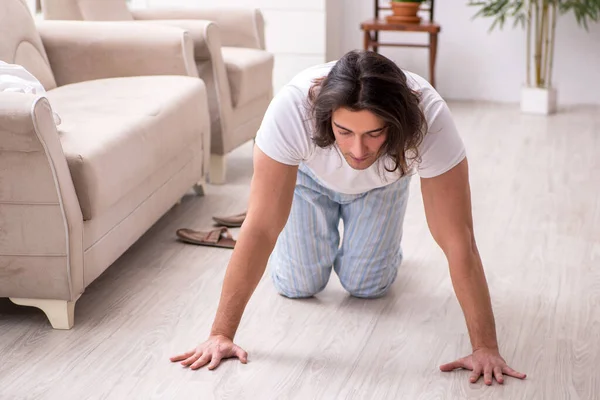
[45,75,206,220]
[222,47,273,108]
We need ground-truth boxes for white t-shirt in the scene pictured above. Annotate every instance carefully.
[255,61,466,194]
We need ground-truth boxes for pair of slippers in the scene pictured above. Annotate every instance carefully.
[176,212,246,249]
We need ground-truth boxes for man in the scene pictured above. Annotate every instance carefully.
[171,50,526,385]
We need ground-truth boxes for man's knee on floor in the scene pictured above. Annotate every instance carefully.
[338,273,396,299]
[271,268,329,299]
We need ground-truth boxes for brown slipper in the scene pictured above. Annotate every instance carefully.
[176,227,236,249]
[212,212,246,228]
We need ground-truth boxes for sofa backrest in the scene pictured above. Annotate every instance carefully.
[0,0,57,90]
[41,0,134,21]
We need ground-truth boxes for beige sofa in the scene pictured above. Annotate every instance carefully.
[0,0,210,329]
[42,0,274,184]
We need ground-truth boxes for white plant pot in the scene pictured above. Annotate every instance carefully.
[520,86,558,115]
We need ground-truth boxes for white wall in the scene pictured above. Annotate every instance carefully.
[341,1,600,105]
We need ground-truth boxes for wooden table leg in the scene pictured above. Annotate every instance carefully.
[373,31,379,53]
[363,29,371,51]
[429,32,438,88]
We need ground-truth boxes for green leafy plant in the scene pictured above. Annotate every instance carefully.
[469,0,600,88]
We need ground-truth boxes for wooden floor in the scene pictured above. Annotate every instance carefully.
[1,101,599,399]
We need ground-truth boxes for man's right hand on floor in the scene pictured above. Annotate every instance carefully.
[170,334,248,370]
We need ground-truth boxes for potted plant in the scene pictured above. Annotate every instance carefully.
[469,0,600,115]
[387,0,426,24]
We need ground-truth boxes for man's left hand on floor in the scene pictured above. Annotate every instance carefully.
[439,347,527,385]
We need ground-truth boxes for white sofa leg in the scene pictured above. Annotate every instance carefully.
[209,154,227,185]
[10,297,78,330]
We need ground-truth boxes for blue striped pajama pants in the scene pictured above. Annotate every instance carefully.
[269,164,411,299]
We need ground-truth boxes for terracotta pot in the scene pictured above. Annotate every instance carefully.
[387,1,422,24]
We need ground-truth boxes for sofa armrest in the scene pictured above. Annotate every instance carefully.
[131,8,266,50]
[134,19,235,146]
[0,93,84,301]
[134,19,214,60]
[36,21,198,86]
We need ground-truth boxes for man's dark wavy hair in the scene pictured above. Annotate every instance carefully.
[307,50,427,176]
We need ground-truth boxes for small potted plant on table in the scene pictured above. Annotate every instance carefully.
[387,0,426,24]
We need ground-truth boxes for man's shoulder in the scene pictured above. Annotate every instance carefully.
[403,70,445,110]
[269,61,336,116]
[285,61,336,94]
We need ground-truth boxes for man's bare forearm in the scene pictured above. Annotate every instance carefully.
[210,226,276,340]
[447,244,498,351]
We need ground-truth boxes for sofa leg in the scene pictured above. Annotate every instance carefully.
[193,183,205,196]
[209,154,227,185]
[10,297,78,330]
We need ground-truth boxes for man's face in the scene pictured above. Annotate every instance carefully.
[331,107,387,170]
